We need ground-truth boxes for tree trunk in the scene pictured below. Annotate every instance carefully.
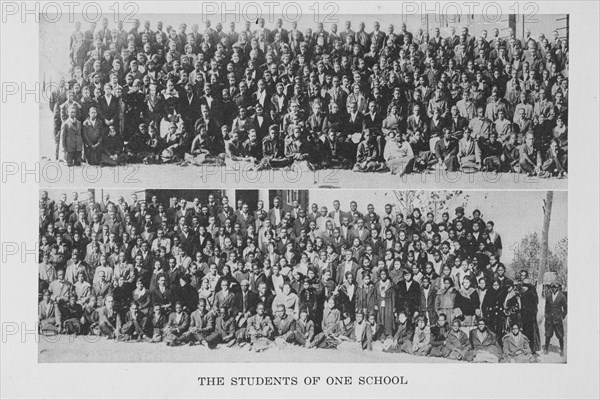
[538,191,554,294]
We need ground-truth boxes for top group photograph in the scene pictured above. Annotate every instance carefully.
[40,4,569,189]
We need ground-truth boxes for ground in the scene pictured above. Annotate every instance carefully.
[38,330,566,363]
[37,157,570,189]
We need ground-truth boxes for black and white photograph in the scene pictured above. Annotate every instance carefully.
[38,188,567,363]
[1,1,599,399]
[40,9,570,188]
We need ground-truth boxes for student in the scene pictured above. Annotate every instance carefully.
[119,300,148,341]
[206,306,237,349]
[38,290,60,335]
[384,310,414,354]
[411,315,431,355]
[60,294,84,334]
[543,283,567,356]
[456,276,479,330]
[375,269,396,336]
[272,304,296,345]
[293,309,317,348]
[244,302,274,351]
[272,282,299,319]
[397,269,420,319]
[98,295,119,339]
[436,277,457,322]
[466,317,502,362]
[320,296,340,338]
[61,105,84,166]
[163,301,190,346]
[298,278,318,320]
[354,129,386,172]
[418,275,438,325]
[383,131,415,175]
[355,273,376,317]
[362,312,385,350]
[82,106,103,165]
[180,298,214,345]
[148,304,167,342]
[502,323,535,363]
[82,295,100,335]
[442,318,470,360]
[428,313,451,357]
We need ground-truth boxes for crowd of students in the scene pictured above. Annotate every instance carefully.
[38,190,567,361]
[50,18,568,176]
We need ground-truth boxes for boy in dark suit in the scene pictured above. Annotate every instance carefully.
[544,283,567,356]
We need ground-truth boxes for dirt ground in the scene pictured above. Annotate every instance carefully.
[38,327,566,363]
[36,157,570,189]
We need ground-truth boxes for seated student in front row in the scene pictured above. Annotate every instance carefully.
[435,318,471,360]
[118,300,148,341]
[206,306,237,349]
[242,302,275,351]
[163,301,190,346]
[272,304,297,347]
[502,323,535,363]
[257,125,292,170]
[411,315,431,356]
[179,298,215,346]
[383,310,414,354]
[98,295,119,339]
[39,289,60,335]
[354,129,387,172]
[149,304,167,342]
[466,317,502,362]
[428,313,451,357]
[362,312,385,350]
[293,309,317,348]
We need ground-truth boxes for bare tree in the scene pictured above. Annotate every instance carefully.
[393,190,469,220]
[538,191,554,293]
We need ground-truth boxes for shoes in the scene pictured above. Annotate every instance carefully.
[559,350,564,357]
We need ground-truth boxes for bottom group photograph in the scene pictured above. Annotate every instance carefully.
[37,188,567,364]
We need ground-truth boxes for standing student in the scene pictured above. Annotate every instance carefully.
[375,269,396,337]
[544,283,567,356]
[61,105,84,166]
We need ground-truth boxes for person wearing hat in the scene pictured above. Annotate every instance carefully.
[452,206,469,231]
[544,283,567,356]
